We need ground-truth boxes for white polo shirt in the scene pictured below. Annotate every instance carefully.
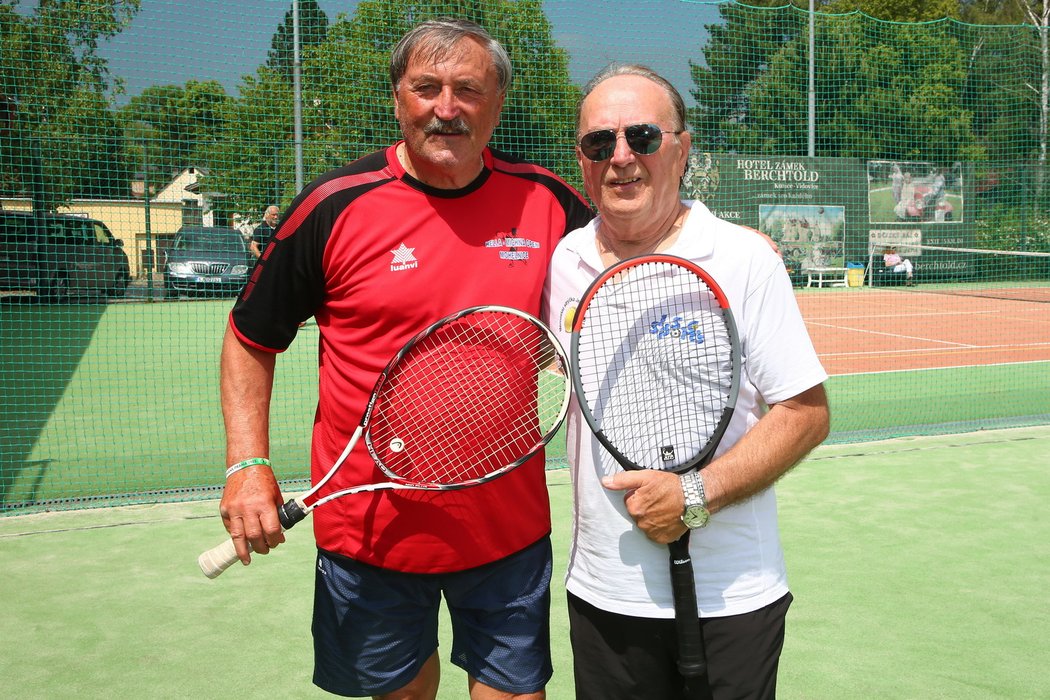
[543,200,828,618]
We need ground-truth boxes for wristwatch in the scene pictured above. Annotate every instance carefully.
[679,470,710,529]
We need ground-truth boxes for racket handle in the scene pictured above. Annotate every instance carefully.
[197,538,242,579]
[197,497,307,579]
[668,533,708,678]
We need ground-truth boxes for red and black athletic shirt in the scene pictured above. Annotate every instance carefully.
[230,142,593,573]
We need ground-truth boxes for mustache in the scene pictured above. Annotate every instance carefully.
[423,117,470,136]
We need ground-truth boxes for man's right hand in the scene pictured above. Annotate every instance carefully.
[218,463,286,565]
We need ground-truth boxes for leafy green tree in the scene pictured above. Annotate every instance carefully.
[690,5,980,164]
[688,3,807,152]
[1013,0,1050,203]
[41,85,131,200]
[816,22,980,162]
[487,0,580,182]
[0,0,140,208]
[960,0,1028,24]
[204,0,581,216]
[118,81,233,183]
[200,66,296,216]
[822,0,960,21]
[265,0,330,84]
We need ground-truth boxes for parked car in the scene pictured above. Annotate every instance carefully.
[0,211,131,302]
[164,226,253,299]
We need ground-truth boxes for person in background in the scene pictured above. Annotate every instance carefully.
[544,63,830,700]
[894,172,924,220]
[249,205,280,259]
[218,18,591,700]
[883,245,914,285]
[890,162,903,204]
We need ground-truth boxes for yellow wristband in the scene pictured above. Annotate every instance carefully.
[225,457,271,480]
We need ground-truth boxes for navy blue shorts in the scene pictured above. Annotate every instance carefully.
[312,536,553,697]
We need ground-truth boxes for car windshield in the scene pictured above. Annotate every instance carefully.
[174,231,245,254]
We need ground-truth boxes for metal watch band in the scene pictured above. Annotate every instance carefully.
[680,469,706,509]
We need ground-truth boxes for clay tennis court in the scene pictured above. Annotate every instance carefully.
[797,287,1050,375]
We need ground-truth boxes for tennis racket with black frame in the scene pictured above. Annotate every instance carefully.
[569,254,742,679]
[199,305,570,579]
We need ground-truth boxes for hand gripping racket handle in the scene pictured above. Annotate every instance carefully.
[668,533,708,678]
[196,497,310,579]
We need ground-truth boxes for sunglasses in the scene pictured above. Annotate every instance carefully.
[578,123,683,162]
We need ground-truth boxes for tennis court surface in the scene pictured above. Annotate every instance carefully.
[2,426,1047,699]
[800,285,1050,375]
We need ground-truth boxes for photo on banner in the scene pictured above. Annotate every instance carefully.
[759,204,846,275]
[867,160,965,224]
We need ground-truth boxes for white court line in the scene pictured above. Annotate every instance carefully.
[821,342,1050,358]
[828,359,1050,377]
[806,308,1004,322]
[807,320,977,347]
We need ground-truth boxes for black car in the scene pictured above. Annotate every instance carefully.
[164,226,253,299]
[0,211,131,302]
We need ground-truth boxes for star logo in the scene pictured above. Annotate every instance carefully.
[390,243,418,271]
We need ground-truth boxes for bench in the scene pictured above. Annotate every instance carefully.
[804,266,848,288]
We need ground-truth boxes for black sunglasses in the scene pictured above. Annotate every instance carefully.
[578,123,683,162]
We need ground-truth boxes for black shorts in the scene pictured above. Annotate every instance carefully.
[567,591,792,700]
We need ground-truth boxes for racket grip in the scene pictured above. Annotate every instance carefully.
[668,533,708,678]
[197,538,242,579]
[197,497,306,579]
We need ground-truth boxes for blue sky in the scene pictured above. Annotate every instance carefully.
[91,0,722,106]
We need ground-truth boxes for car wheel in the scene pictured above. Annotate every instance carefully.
[108,272,130,299]
[40,273,70,304]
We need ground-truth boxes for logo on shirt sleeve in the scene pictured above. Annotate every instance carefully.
[390,243,418,272]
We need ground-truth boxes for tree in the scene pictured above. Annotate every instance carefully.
[265,0,330,84]
[118,81,233,183]
[41,85,131,200]
[961,0,1028,24]
[203,0,582,216]
[488,0,580,182]
[688,3,808,152]
[0,0,140,208]
[822,0,960,21]
[199,66,296,216]
[689,4,981,163]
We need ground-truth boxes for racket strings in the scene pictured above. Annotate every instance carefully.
[368,310,568,485]
[576,261,735,471]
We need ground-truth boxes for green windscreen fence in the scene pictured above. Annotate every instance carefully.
[2,1,1048,513]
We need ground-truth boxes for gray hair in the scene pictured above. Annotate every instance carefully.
[576,64,687,136]
[390,18,513,95]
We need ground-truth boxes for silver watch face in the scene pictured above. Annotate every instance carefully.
[683,505,709,529]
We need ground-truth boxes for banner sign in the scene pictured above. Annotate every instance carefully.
[683,153,976,281]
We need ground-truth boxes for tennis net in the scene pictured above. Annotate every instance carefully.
[867,243,1050,303]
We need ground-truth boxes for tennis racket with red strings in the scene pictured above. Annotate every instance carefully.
[199,305,570,579]
[570,254,741,679]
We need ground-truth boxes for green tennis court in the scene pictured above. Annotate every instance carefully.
[2,426,1047,698]
[3,290,1049,510]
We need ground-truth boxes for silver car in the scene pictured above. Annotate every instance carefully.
[164,226,253,299]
